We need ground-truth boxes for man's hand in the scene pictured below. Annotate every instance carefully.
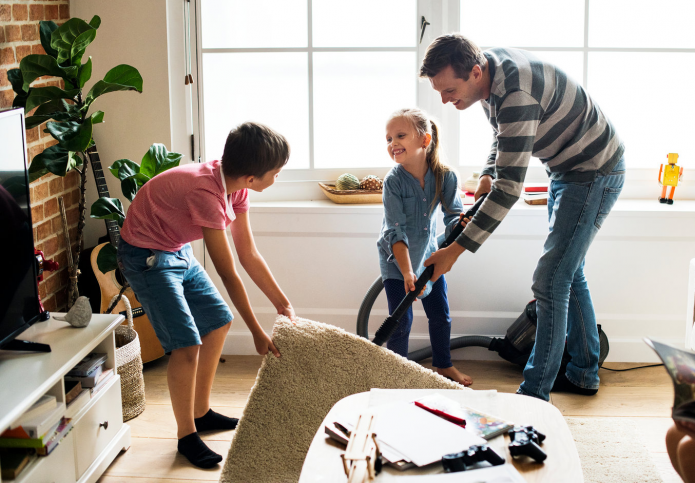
[253,330,281,358]
[424,243,465,282]
[474,174,493,201]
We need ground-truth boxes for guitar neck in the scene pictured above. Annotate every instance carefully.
[86,146,121,248]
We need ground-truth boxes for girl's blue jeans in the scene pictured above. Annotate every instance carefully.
[518,157,626,401]
[383,275,453,368]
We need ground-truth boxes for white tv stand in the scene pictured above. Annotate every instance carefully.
[0,314,131,482]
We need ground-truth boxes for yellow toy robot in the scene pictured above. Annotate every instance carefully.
[658,153,683,205]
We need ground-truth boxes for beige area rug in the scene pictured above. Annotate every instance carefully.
[567,417,663,483]
[220,317,463,483]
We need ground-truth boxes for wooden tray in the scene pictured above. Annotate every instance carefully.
[318,183,382,204]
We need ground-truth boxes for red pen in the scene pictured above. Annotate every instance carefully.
[414,401,467,428]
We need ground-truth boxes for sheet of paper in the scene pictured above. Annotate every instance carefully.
[332,413,410,464]
[372,401,486,467]
[368,388,498,409]
[391,464,526,482]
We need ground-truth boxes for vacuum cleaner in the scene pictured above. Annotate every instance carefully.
[357,194,609,371]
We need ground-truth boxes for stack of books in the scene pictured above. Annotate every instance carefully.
[522,183,549,205]
[0,394,73,460]
[64,353,115,397]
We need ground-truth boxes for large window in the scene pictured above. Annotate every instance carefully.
[195,0,694,191]
[459,0,695,169]
[198,0,417,172]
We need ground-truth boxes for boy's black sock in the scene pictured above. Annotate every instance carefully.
[177,432,222,468]
[552,373,598,396]
[195,408,239,432]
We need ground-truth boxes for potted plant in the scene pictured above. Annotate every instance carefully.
[7,15,143,308]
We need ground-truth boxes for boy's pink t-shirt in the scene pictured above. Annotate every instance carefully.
[120,159,249,252]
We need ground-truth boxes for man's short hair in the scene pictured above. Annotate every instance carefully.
[420,33,486,81]
[221,122,290,178]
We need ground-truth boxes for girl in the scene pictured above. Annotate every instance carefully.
[377,108,472,386]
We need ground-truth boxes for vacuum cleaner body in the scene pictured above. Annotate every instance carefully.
[489,299,610,370]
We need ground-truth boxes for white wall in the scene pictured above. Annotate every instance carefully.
[206,200,695,363]
[68,2,695,363]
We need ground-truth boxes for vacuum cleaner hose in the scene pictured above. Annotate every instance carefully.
[356,276,494,362]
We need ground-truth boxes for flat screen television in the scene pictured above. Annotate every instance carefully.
[0,107,47,351]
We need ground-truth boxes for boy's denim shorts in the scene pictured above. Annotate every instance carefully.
[117,238,234,353]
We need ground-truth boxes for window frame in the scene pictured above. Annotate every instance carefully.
[191,0,694,200]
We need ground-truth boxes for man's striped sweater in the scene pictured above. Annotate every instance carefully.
[456,47,624,253]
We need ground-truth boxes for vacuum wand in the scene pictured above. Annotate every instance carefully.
[372,193,488,347]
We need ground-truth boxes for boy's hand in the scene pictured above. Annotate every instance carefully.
[459,213,472,228]
[277,304,296,322]
[253,331,281,358]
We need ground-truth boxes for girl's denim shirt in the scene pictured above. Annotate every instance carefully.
[377,164,463,298]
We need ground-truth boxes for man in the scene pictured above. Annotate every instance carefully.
[421,34,625,401]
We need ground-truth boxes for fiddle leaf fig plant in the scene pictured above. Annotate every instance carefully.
[90,143,183,274]
[7,16,143,309]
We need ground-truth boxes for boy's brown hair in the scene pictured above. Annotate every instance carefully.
[221,122,290,178]
[419,33,486,81]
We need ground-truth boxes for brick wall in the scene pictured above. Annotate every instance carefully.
[1,0,79,313]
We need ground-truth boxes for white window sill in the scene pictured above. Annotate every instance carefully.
[250,198,695,216]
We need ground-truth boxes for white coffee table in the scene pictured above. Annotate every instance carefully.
[299,389,582,482]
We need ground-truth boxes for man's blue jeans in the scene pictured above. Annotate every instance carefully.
[518,158,626,401]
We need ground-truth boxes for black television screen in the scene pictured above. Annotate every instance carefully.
[0,108,42,348]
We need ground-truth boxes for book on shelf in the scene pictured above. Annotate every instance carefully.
[65,380,82,405]
[0,420,61,448]
[2,402,66,441]
[66,353,108,377]
[645,338,695,424]
[65,390,90,420]
[65,363,103,388]
[12,395,56,428]
[35,418,73,457]
[90,368,115,396]
[0,449,33,480]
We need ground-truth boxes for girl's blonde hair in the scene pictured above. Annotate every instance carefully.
[389,108,455,213]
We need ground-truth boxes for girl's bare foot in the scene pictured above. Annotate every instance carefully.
[436,366,473,386]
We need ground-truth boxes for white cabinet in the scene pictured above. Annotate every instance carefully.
[0,314,131,483]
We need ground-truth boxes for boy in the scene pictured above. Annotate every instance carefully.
[117,122,295,468]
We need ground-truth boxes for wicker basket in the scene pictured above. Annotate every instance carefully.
[318,182,383,204]
[110,294,147,422]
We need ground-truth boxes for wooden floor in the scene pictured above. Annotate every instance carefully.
[98,356,682,483]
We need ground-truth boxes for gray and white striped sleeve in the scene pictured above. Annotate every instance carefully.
[456,90,541,252]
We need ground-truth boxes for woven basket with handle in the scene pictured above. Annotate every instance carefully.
[110,294,147,421]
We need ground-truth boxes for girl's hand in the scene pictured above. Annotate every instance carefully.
[403,271,417,294]
[253,331,281,358]
[404,271,426,296]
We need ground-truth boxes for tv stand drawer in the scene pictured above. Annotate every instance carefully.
[73,376,123,478]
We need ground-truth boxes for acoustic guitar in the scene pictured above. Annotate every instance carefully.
[86,146,165,363]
